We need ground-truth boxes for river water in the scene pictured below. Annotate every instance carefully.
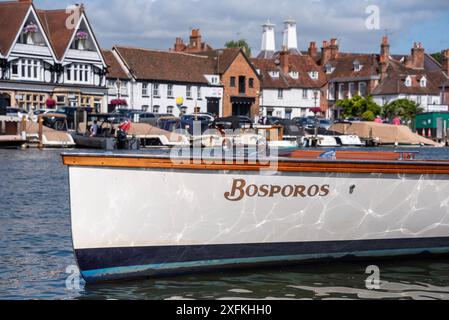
[1,148,449,300]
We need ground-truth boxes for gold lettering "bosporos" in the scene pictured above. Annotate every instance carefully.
[225,179,330,202]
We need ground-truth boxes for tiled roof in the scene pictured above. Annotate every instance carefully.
[37,9,76,60]
[102,50,130,80]
[372,59,446,95]
[195,48,241,74]
[324,53,379,80]
[251,54,327,89]
[0,1,30,56]
[114,46,218,84]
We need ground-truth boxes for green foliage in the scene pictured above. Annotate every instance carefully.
[336,96,381,120]
[225,39,252,57]
[431,52,443,64]
[362,111,375,121]
[381,99,424,122]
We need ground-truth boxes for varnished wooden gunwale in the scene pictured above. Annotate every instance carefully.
[62,154,449,175]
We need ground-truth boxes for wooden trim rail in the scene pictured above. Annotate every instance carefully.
[62,154,449,175]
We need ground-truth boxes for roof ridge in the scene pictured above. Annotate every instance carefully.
[115,45,211,59]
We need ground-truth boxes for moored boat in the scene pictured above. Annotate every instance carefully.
[62,150,449,283]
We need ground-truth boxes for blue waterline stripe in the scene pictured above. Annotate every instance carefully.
[81,247,449,281]
[75,237,449,272]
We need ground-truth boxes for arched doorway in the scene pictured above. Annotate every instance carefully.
[0,93,11,115]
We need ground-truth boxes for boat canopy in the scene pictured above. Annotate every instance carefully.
[330,122,441,147]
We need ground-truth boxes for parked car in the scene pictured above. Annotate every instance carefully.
[157,116,187,133]
[269,118,304,138]
[293,117,315,129]
[6,107,27,119]
[139,113,173,127]
[180,114,214,135]
[54,106,93,130]
[210,116,254,131]
[318,118,333,130]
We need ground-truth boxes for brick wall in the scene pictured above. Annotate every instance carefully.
[221,52,260,118]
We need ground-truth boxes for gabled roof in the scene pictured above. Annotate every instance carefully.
[0,1,30,56]
[36,9,76,60]
[0,1,104,64]
[251,53,327,89]
[372,59,446,95]
[102,50,130,80]
[113,46,218,84]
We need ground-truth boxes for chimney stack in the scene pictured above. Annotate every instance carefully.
[321,40,332,66]
[308,41,317,57]
[260,21,276,57]
[409,42,425,69]
[282,19,299,53]
[442,49,449,76]
[280,47,289,74]
[173,37,185,52]
[189,29,202,50]
[329,38,339,60]
[380,54,389,82]
[381,36,390,62]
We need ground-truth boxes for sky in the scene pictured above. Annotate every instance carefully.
[29,0,449,55]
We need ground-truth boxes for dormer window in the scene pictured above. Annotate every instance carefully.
[269,71,279,78]
[325,64,333,74]
[70,20,95,51]
[353,60,363,72]
[74,30,89,50]
[19,20,45,46]
[309,71,319,80]
[420,76,427,87]
[289,71,299,79]
[405,76,412,87]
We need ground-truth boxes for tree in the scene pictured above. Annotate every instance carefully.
[336,96,381,120]
[431,52,443,64]
[381,99,423,123]
[225,39,252,57]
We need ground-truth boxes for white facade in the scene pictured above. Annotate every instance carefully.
[106,49,224,116]
[0,4,107,111]
[260,88,321,118]
[373,94,442,109]
[107,80,224,116]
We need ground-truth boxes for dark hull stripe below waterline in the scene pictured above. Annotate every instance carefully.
[75,237,449,274]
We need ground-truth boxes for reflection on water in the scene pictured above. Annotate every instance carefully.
[78,260,449,300]
[1,148,449,300]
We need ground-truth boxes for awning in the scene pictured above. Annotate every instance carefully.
[110,99,128,106]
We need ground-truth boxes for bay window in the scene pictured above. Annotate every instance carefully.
[11,59,42,80]
[65,64,91,84]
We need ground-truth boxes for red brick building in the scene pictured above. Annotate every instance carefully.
[196,49,261,118]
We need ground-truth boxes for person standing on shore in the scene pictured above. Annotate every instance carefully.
[374,116,383,124]
[393,116,401,126]
[90,121,99,137]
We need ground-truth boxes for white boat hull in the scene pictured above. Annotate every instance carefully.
[66,159,449,282]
